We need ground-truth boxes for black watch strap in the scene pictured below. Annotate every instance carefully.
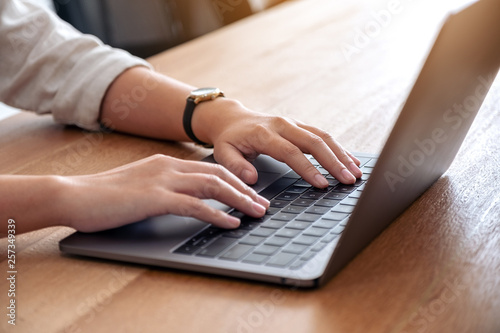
[183,88,224,148]
[183,97,212,147]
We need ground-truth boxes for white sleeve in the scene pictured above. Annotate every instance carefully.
[0,0,152,131]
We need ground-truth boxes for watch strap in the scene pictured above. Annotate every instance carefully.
[182,97,213,148]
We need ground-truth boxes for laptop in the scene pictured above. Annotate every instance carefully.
[59,0,500,288]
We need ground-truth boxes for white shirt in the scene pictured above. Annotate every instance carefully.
[0,0,150,131]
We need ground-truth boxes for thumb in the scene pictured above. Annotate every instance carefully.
[213,144,259,184]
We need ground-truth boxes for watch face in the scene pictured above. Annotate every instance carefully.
[192,87,219,97]
[190,87,224,103]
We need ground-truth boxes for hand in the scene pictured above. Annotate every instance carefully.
[61,155,270,233]
[100,68,361,188]
[193,99,363,187]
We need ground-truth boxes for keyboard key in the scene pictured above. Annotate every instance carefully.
[315,199,341,207]
[239,235,266,246]
[229,210,245,219]
[339,218,349,226]
[270,200,289,208]
[243,253,269,265]
[291,198,315,207]
[312,219,339,229]
[361,166,373,174]
[323,212,349,221]
[220,244,254,261]
[293,179,312,187]
[266,252,298,268]
[331,225,345,235]
[290,259,308,270]
[196,237,237,257]
[311,242,327,252]
[254,244,280,255]
[282,205,306,214]
[305,206,330,215]
[174,227,222,255]
[296,213,321,222]
[293,235,320,246]
[323,192,347,200]
[271,213,296,221]
[365,159,377,167]
[265,207,281,215]
[349,190,363,199]
[174,243,201,255]
[321,233,339,243]
[317,167,329,175]
[222,229,250,238]
[353,179,364,186]
[282,243,309,254]
[308,157,319,166]
[331,204,354,214]
[332,185,356,193]
[303,227,329,237]
[250,227,276,237]
[275,192,301,201]
[241,215,271,225]
[326,178,340,186]
[198,227,224,239]
[357,156,372,167]
[301,191,325,200]
[286,221,311,230]
[261,220,287,229]
[341,197,358,206]
[300,251,317,261]
[285,186,309,194]
[265,236,290,247]
[239,220,263,230]
[275,228,301,238]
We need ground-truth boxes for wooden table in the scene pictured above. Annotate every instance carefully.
[1,0,499,332]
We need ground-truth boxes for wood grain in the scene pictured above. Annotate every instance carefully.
[1,0,499,332]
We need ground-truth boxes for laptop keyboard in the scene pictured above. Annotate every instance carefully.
[174,156,376,270]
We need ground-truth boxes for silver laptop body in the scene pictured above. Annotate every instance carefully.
[60,0,500,288]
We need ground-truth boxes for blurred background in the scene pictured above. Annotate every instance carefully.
[52,0,286,58]
[0,0,285,120]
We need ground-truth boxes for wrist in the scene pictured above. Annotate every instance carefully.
[0,175,69,234]
[190,97,246,147]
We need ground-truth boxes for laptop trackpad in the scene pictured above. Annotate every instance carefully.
[61,155,291,252]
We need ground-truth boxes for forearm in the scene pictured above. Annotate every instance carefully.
[99,66,242,145]
[0,175,68,236]
[100,66,194,141]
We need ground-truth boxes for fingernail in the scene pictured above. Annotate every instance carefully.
[252,202,267,216]
[256,195,270,208]
[226,214,240,228]
[349,162,362,178]
[341,168,356,183]
[314,174,329,188]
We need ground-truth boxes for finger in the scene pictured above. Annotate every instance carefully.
[250,118,357,185]
[213,142,259,184]
[172,158,268,208]
[347,151,361,166]
[166,193,241,229]
[248,129,330,188]
[248,119,352,185]
[170,172,268,218]
[293,124,363,181]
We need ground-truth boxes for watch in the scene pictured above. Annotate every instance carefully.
[183,87,225,148]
